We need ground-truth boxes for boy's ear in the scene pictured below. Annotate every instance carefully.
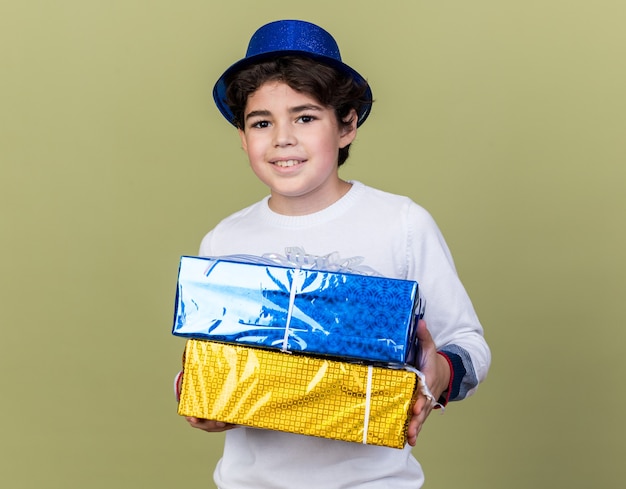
[339,109,358,148]
[238,128,248,153]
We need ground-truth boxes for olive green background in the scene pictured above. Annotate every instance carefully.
[1,1,624,487]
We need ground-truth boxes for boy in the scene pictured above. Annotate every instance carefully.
[185,19,490,488]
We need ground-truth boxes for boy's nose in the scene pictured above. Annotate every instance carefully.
[273,123,296,147]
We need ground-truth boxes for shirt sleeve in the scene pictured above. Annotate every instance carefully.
[406,202,491,401]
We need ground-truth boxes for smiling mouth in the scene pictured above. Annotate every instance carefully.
[272,159,303,168]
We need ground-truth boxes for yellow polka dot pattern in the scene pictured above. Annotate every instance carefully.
[178,339,419,449]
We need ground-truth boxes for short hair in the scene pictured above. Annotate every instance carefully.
[225,56,372,166]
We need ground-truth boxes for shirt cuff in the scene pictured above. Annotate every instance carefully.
[437,348,468,403]
[435,351,454,407]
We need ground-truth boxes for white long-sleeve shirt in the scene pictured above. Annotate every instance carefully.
[198,181,491,489]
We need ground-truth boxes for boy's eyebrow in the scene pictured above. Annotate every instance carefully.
[245,110,271,121]
[244,104,323,121]
[289,104,323,113]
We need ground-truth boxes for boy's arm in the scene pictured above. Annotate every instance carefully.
[406,202,491,405]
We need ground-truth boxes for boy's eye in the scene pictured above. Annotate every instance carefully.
[297,115,316,123]
[251,120,270,129]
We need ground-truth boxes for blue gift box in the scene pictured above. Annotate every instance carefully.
[172,255,425,365]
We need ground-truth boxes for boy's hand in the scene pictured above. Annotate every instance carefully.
[406,319,451,447]
[185,417,236,432]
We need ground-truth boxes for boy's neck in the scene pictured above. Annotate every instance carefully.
[268,179,352,216]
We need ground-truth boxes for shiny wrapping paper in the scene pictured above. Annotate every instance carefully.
[173,255,424,365]
[178,339,419,449]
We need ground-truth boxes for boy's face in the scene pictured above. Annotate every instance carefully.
[238,81,357,215]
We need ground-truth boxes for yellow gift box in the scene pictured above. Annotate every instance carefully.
[178,339,419,449]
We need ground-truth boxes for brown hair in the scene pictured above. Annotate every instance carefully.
[225,56,372,166]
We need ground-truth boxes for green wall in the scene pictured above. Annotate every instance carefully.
[2,1,624,487]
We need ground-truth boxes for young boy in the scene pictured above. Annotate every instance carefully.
[184,19,491,488]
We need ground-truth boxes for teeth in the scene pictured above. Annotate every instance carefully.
[274,160,300,167]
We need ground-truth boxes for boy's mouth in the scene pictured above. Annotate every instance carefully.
[272,159,303,168]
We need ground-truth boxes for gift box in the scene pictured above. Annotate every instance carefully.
[178,339,419,449]
[172,255,424,365]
